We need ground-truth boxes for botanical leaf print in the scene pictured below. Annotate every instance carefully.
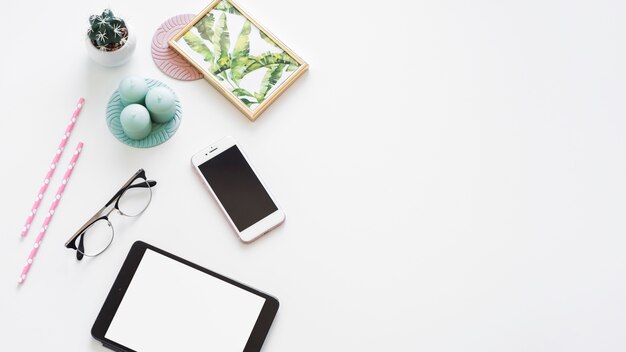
[212,12,230,73]
[242,52,298,77]
[230,21,252,85]
[232,87,255,97]
[257,64,286,103]
[231,56,253,85]
[180,0,301,110]
[195,13,215,42]
[239,98,255,107]
[215,0,242,15]
[233,21,251,59]
[260,31,279,48]
[183,32,214,63]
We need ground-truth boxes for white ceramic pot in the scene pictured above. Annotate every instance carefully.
[85,26,136,67]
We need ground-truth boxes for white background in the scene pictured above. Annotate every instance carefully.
[1,0,626,351]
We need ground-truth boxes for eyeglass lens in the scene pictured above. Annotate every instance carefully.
[78,219,114,257]
[78,177,152,257]
[117,178,152,217]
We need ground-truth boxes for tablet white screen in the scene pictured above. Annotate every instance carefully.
[105,249,266,351]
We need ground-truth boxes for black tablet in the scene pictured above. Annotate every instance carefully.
[91,241,279,352]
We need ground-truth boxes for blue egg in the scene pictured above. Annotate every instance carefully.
[119,76,149,106]
[120,104,152,140]
[145,86,176,123]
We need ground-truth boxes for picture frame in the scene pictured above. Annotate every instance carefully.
[169,0,309,121]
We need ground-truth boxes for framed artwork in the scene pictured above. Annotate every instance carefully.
[169,0,308,121]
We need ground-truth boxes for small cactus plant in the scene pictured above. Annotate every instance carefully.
[87,9,128,51]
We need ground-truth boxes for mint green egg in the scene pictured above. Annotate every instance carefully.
[120,104,152,140]
[145,86,176,123]
[119,76,149,106]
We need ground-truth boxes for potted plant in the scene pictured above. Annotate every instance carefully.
[85,9,136,67]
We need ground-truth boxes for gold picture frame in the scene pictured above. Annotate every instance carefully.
[169,0,308,121]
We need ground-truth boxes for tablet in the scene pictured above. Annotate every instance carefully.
[91,241,279,352]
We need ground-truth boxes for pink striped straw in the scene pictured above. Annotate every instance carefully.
[18,142,84,285]
[20,98,84,237]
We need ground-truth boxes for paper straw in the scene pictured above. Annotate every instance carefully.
[20,98,84,237]
[18,142,84,285]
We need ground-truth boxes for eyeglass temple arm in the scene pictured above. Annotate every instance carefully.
[105,180,157,207]
[76,234,85,260]
[102,169,148,207]
[66,180,157,247]
[71,178,155,256]
[66,169,155,249]
[65,206,107,248]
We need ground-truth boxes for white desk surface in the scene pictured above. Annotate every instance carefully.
[2,0,626,351]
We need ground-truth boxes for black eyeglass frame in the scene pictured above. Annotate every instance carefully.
[64,169,157,260]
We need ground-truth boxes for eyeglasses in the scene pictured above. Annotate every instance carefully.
[65,169,157,260]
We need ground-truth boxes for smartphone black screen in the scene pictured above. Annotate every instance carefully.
[198,146,278,231]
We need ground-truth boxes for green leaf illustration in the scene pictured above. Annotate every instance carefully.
[195,13,215,42]
[233,21,251,59]
[229,21,252,85]
[239,98,256,107]
[211,12,231,74]
[183,32,214,63]
[186,5,301,109]
[242,52,299,77]
[257,64,286,103]
[230,57,253,85]
[260,31,279,48]
[232,87,255,98]
[215,0,242,15]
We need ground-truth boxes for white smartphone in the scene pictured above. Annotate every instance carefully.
[191,136,285,242]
